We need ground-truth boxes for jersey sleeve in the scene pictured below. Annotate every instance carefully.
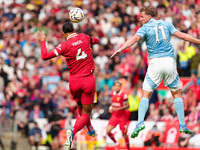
[110,92,113,98]
[167,22,178,35]
[123,93,128,101]
[53,42,66,56]
[136,26,146,38]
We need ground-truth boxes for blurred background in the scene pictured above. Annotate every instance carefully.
[0,0,200,150]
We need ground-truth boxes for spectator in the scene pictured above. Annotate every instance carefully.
[118,57,131,78]
[0,68,8,87]
[188,126,200,147]
[178,133,191,147]
[144,124,162,146]
[161,108,173,122]
[41,96,54,118]
[29,122,42,148]
[29,104,45,122]
[31,89,42,104]
[183,89,197,112]
[128,87,140,121]
[48,111,64,150]
[189,75,200,102]
[186,107,198,124]
[147,109,161,122]
[177,42,190,77]
[100,73,114,92]
[15,105,28,136]
[190,46,200,76]
[95,50,109,72]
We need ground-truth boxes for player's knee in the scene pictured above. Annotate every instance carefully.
[82,104,93,115]
[82,111,91,116]
[170,89,181,99]
[107,130,111,134]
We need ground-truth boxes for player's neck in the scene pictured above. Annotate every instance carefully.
[116,91,120,94]
[66,32,77,40]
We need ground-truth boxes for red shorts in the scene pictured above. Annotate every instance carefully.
[108,115,128,134]
[69,73,96,105]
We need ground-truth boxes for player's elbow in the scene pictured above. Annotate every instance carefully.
[180,33,187,40]
[41,56,48,60]
[126,104,130,109]
[175,31,186,40]
[92,37,99,44]
[132,35,141,43]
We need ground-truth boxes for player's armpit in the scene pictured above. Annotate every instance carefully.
[41,41,57,60]
[91,37,99,44]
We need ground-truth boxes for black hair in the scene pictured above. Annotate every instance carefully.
[62,22,74,33]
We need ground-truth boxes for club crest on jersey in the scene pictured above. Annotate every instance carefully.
[117,97,120,101]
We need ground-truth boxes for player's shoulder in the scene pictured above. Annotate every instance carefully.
[78,33,84,36]
[158,19,170,26]
[78,33,90,40]
[78,33,88,37]
[119,91,126,96]
[56,42,67,50]
[121,91,128,99]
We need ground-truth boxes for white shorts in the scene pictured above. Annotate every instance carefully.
[143,57,180,92]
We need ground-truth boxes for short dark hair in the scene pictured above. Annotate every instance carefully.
[62,22,74,33]
[140,7,155,17]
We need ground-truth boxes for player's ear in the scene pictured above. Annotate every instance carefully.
[148,15,151,21]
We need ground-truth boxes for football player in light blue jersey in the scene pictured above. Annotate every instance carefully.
[111,7,200,138]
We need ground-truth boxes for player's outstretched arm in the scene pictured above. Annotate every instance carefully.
[36,31,57,60]
[173,31,200,44]
[110,35,141,58]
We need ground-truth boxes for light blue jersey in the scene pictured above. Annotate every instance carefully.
[136,19,177,59]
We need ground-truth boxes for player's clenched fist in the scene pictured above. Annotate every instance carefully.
[36,31,46,42]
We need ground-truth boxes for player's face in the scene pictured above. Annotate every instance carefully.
[140,12,151,25]
[114,83,121,93]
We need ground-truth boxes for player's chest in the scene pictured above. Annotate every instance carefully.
[111,95,123,106]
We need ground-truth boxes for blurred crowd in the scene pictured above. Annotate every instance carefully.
[0,0,200,149]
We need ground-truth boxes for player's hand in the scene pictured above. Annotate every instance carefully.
[36,31,46,42]
[109,106,113,113]
[110,49,122,58]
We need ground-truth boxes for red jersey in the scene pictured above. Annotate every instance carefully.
[53,33,98,77]
[111,90,128,117]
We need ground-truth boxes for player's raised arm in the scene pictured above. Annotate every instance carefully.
[110,34,141,58]
[36,31,57,60]
[173,31,200,45]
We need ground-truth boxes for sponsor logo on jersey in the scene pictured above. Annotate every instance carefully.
[112,102,120,106]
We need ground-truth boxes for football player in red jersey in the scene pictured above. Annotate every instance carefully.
[107,80,130,150]
[36,22,99,150]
